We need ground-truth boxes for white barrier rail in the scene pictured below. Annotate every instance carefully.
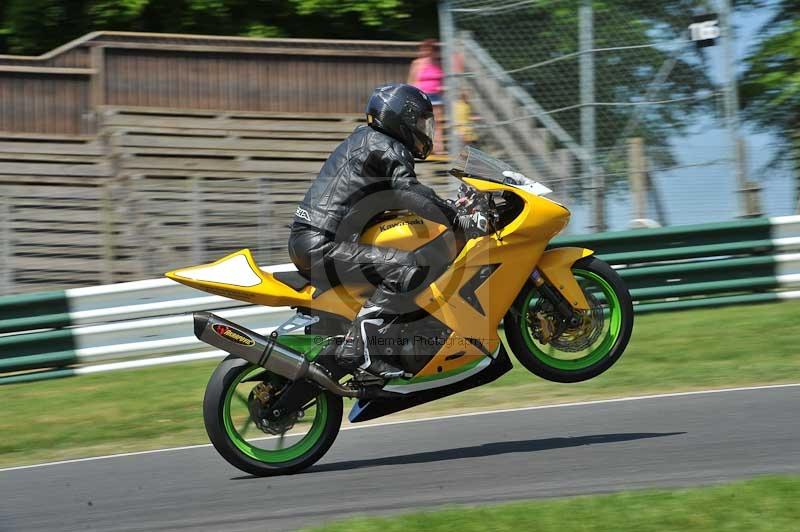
[2,217,800,385]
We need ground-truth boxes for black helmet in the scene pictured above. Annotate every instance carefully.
[366,83,435,160]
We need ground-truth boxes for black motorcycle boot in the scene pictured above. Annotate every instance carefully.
[335,297,411,379]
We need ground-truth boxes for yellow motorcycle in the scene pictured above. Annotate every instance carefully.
[167,147,634,476]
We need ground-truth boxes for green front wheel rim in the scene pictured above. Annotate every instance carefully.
[222,366,328,463]
[520,269,622,371]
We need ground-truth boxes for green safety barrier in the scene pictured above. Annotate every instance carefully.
[0,216,797,385]
[0,290,71,334]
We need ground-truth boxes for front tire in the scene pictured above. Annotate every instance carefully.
[504,256,633,383]
[203,356,343,476]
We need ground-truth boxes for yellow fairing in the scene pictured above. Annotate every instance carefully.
[414,331,487,377]
[166,249,363,319]
[360,214,447,251]
[167,177,593,352]
[413,177,572,344]
[537,247,594,310]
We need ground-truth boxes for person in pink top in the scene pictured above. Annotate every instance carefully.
[408,39,445,155]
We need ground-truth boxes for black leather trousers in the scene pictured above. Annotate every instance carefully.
[288,224,427,314]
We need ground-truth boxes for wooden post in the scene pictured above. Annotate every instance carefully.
[647,171,669,227]
[628,137,647,221]
[94,94,119,285]
[795,131,800,214]
[89,45,106,133]
[191,176,204,265]
[100,182,115,285]
[123,174,144,278]
[257,176,271,265]
[0,186,11,294]
[737,138,762,217]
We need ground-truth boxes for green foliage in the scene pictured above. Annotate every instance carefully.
[0,0,438,55]
[740,1,800,167]
[2,0,90,56]
[88,0,149,28]
[244,22,284,39]
[290,0,410,27]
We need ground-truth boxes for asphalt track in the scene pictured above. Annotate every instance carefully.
[2,385,799,532]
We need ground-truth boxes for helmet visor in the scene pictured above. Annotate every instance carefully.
[419,115,435,141]
[414,115,435,158]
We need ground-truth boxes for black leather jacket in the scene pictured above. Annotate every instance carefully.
[293,125,456,237]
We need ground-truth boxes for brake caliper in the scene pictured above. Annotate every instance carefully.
[248,382,299,435]
[252,382,273,406]
[535,311,556,344]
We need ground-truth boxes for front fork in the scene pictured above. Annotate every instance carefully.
[531,270,582,327]
[533,246,596,326]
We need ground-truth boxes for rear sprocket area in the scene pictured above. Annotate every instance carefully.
[247,381,300,435]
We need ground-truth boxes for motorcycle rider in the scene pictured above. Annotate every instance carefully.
[288,83,480,379]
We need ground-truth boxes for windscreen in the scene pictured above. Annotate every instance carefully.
[451,146,513,183]
[450,146,554,197]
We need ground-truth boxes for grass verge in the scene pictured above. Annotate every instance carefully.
[303,475,800,532]
[1,301,799,468]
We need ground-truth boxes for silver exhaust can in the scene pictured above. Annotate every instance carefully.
[193,311,309,381]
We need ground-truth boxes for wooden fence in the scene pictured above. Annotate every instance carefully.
[0,32,578,294]
[0,106,452,294]
[0,32,419,135]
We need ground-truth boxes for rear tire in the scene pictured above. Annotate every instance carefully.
[203,356,343,476]
[504,256,633,383]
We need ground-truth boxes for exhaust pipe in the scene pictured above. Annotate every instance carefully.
[193,311,361,397]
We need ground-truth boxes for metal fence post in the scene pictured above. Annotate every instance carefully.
[580,0,603,231]
[439,0,462,169]
[720,0,760,217]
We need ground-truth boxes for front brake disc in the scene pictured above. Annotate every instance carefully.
[549,291,604,352]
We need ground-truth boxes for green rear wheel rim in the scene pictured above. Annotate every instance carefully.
[222,366,328,463]
[520,269,622,371]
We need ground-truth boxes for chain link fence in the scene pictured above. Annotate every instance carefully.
[441,0,795,233]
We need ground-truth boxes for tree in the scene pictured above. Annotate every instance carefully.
[0,0,438,55]
[455,0,717,173]
[3,1,91,55]
[740,0,799,175]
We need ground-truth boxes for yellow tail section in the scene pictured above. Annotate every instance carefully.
[166,249,364,319]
